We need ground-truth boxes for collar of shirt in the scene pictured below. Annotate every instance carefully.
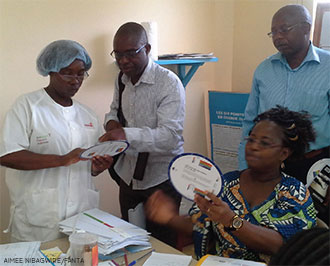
[271,42,320,70]
[122,59,155,87]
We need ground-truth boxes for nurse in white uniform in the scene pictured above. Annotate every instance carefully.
[0,40,113,242]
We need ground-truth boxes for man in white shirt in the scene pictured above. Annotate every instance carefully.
[99,22,185,247]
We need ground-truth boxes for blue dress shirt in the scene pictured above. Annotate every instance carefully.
[239,43,330,170]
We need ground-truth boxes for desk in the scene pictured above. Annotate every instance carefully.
[41,236,197,266]
[155,58,218,88]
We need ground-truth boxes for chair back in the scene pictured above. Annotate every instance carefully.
[316,217,329,229]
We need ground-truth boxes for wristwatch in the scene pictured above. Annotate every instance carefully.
[226,214,244,231]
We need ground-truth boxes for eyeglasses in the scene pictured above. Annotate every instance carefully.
[267,23,302,38]
[58,72,89,82]
[244,137,282,150]
[110,44,146,60]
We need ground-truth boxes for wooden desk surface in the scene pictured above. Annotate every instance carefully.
[41,236,197,266]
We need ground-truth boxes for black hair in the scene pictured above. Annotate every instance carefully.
[115,22,148,44]
[269,228,330,265]
[253,105,316,161]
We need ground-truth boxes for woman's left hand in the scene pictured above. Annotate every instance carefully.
[91,155,113,176]
[145,190,178,225]
[194,192,235,227]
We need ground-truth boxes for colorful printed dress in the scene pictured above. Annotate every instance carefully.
[189,170,316,262]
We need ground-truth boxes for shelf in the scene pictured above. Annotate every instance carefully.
[155,57,218,88]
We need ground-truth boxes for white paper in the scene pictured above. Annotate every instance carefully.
[169,153,222,201]
[306,159,330,187]
[59,208,150,255]
[99,261,117,266]
[141,21,158,61]
[128,202,146,229]
[80,140,128,159]
[143,252,192,266]
[198,255,266,266]
[0,241,42,266]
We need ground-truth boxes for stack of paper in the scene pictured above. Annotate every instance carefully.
[158,53,216,60]
[59,208,151,255]
[143,252,192,266]
[0,241,42,266]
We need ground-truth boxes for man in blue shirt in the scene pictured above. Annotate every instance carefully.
[238,5,329,224]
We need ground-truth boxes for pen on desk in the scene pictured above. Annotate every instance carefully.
[83,212,114,228]
[128,249,154,266]
[124,251,129,266]
[111,259,119,266]
[39,249,56,266]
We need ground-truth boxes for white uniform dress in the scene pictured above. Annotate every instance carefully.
[0,89,102,242]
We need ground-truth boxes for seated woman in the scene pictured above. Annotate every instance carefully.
[145,106,317,262]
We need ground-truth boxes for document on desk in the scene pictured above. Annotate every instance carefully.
[196,254,267,266]
[143,252,192,266]
[59,208,151,255]
[0,241,41,266]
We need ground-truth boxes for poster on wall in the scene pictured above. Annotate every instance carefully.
[208,91,249,174]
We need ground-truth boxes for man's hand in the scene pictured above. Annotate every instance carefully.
[145,190,178,225]
[99,128,127,142]
[91,155,113,176]
[105,120,123,132]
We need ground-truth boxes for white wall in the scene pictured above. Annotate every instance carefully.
[0,0,232,243]
[0,0,314,243]
[231,0,313,93]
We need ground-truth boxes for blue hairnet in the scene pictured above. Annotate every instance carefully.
[36,40,92,76]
